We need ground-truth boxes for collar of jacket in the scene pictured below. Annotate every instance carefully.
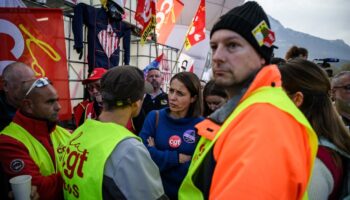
[13,110,57,137]
[209,65,280,124]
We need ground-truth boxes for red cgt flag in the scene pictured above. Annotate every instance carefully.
[0,8,71,120]
[156,0,184,45]
[135,0,157,44]
[184,0,206,50]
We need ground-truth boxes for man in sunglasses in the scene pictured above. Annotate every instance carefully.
[332,71,350,130]
[0,77,71,199]
[73,68,106,128]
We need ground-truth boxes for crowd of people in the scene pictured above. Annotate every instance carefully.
[1,1,349,200]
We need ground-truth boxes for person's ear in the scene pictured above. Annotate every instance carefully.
[131,99,142,117]
[190,95,197,103]
[3,80,9,92]
[331,88,336,101]
[291,91,304,107]
[260,56,266,66]
[21,99,34,114]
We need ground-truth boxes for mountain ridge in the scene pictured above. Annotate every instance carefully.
[269,16,350,61]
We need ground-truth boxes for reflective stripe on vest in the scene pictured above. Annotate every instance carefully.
[179,86,318,200]
[1,122,71,176]
[60,119,140,199]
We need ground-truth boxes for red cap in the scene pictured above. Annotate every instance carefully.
[82,68,107,85]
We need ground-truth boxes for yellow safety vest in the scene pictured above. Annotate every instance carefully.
[178,86,318,200]
[59,119,139,199]
[1,122,71,176]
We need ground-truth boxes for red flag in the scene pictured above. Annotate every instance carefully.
[184,0,205,50]
[135,0,157,44]
[0,8,71,120]
[156,0,184,45]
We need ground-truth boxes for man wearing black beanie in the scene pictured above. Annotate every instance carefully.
[179,2,318,199]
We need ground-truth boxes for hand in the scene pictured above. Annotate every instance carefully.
[8,185,40,200]
[179,153,191,164]
[147,137,155,147]
[75,47,83,60]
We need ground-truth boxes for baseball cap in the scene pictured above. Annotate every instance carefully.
[82,68,107,85]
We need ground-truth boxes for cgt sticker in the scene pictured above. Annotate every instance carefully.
[169,135,181,148]
[10,159,25,173]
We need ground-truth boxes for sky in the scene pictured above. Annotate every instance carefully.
[255,0,350,46]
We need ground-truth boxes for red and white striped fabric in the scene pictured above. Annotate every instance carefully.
[97,24,119,58]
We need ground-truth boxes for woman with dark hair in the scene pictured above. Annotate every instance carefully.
[285,45,308,60]
[139,71,204,200]
[279,58,350,200]
[203,80,228,116]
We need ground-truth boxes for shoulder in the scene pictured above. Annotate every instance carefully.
[104,138,150,172]
[0,134,26,149]
[240,103,301,127]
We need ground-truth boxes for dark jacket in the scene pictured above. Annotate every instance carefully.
[73,3,131,73]
[0,90,16,131]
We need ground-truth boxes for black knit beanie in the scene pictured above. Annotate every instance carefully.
[210,1,275,64]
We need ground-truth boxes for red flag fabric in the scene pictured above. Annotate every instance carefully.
[135,0,157,44]
[156,0,184,45]
[0,8,71,120]
[184,0,206,50]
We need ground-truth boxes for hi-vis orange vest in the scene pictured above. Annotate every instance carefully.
[179,86,318,200]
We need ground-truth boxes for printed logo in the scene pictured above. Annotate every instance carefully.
[160,99,168,105]
[169,135,181,148]
[60,131,88,198]
[251,20,275,47]
[193,143,206,162]
[183,130,196,143]
[10,159,25,173]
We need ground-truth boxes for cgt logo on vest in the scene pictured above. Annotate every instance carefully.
[61,132,88,198]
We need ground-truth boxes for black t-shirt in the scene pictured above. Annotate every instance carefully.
[133,92,168,134]
[0,90,16,131]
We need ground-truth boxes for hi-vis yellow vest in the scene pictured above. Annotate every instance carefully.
[178,86,318,200]
[1,122,71,176]
[59,119,139,200]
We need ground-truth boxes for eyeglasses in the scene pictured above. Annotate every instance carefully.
[87,83,101,92]
[333,85,350,91]
[25,77,50,97]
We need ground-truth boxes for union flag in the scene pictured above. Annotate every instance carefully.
[156,0,184,45]
[0,8,71,120]
[135,0,157,44]
[184,0,206,50]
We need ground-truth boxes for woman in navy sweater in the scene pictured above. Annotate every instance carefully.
[139,72,204,200]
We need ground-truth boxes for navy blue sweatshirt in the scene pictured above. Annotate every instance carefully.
[73,3,131,73]
[139,108,203,199]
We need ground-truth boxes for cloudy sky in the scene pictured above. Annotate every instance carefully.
[255,0,350,46]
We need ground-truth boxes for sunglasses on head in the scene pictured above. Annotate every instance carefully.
[25,77,50,97]
[334,85,350,91]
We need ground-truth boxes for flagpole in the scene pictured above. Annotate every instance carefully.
[171,21,194,74]
[153,26,159,57]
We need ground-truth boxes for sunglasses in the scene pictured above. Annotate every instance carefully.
[25,77,50,97]
[333,85,350,91]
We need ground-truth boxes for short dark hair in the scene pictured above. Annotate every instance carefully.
[101,66,145,111]
[170,72,203,117]
[147,67,160,73]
